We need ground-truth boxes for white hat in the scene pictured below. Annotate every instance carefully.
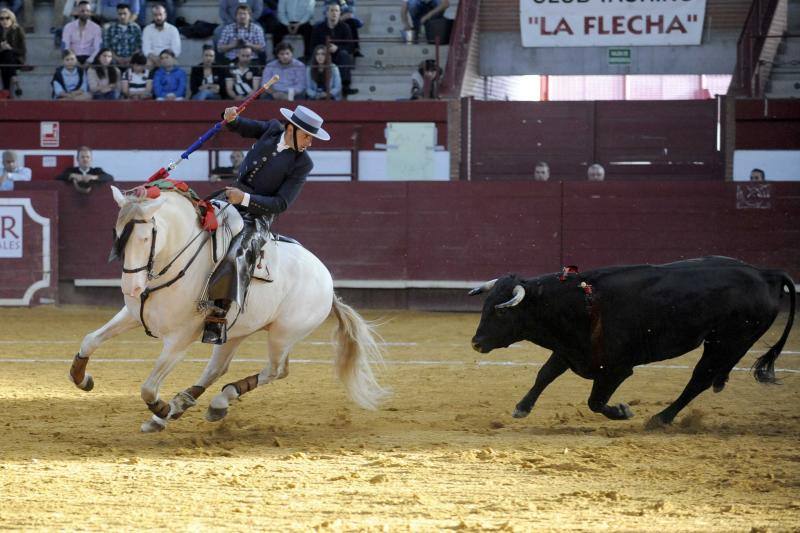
[279,105,331,141]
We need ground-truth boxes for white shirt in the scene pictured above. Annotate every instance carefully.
[4,166,32,181]
[142,22,182,58]
[241,135,291,207]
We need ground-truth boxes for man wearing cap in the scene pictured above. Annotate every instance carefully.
[202,104,330,345]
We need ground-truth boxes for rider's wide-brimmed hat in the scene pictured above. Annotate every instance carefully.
[280,105,331,141]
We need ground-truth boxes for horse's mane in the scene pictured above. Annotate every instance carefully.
[116,189,196,227]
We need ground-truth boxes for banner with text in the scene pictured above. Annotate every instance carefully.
[520,0,707,48]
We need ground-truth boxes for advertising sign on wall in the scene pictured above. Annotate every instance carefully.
[520,0,707,47]
[0,206,23,258]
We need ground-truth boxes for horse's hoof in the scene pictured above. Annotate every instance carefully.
[205,406,228,422]
[645,414,668,431]
[168,391,197,420]
[141,415,167,433]
[512,407,530,419]
[618,403,634,419]
[81,375,95,392]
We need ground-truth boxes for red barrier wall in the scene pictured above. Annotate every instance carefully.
[13,181,800,286]
[735,99,800,150]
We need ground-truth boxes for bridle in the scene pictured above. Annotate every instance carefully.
[116,218,158,278]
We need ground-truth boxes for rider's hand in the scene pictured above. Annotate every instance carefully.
[223,107,239,123]
[225,187,245,204]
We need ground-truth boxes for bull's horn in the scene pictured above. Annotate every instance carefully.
[495,284,525,309]
[468,278,498,296]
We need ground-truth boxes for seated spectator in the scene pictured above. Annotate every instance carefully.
[97,0,140,24]
[225,45,260,101]
[210,149,244,181]
[219,0,263,26]
[152,47,185,100]
[102,3,142,67]
[139,0,176,26]
[587,163,605,182]
[88,48,121,99]
[262,42,305,100]
[217,5,267,65]
[52,49,91,100]
[323,0,362,57]
[0,0,32,32]
[0,7,25,98]
[410,58,441,100]
[56,146,114,194]
[750,168,766,182]
[190,44,224,100]
[311,2,357,96]
[121,52,152,99]
[61,0,102,64]
[305,44,340,100]
[533,161,550,182]
[256,0,280,47]
[401,0,449,44]
[1,150,32,190]
[142,3,180,68]
[274,0,314,60]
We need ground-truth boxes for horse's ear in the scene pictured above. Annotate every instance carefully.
[111,185,126,208]
[137,196,167,219]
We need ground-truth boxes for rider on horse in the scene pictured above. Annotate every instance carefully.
[203,105,331,344]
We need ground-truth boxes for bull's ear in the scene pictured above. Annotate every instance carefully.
[111,185,126,208]
[495,284,525,309]
[469,278,498,296]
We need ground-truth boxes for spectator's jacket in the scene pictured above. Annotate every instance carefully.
[311,21,355,54]
[152,67,187,98]
[142,22,181,58]
[190,64,226,98]
[226,118,313,217]
[103,21,142,59]
[51,66,88,98]
[61,19,103,62]
[262,58,306,96]
[277,0,315,25]
[220,0,265,25]
[0,25,26,63]
[306,64,341,100]
[56,166,114,192]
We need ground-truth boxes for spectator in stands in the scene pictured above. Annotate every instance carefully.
[217,5,267,65]
[311,3,357,96]
[225,45,260,102]
[88,48,121,99]
[274,0,314,60]
[209,149,244,181]
[256,0,280,47]
[533,161,550,182]
[103,3,142,67]
[121,51,152,99]
[97,0,140,24]
[61,1,103,64]
[1,150,32,190]
[52,49,91,99]
[587,163,605,182]
[219,0,263,26]
[324,0,362,57]
[410,58,441,100]
[0,0,31,33]
[262,42,305,100]
[0,7,25,98]
[56,146,114,194]
[142,3,180,68]
[305,44,340,100]
[750,168,766,182]
[191,44,224,100]
[152,47,185,100]
[401,0,449,44]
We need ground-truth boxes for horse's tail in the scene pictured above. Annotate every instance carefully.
[753,271,796,383]
[331,295,390,410]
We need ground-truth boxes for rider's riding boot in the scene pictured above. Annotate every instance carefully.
[202,300,230,345]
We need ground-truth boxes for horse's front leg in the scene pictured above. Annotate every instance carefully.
[168,336,245,420]
[69,306,140,391]
[140,334,195,433]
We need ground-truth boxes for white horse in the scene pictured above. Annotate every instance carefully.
[69,186,388,432]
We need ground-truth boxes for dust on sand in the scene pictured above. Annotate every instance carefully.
[0,306,798,531]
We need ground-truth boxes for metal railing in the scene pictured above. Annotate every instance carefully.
[735,0,780,97]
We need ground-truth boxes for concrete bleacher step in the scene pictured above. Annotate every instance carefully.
[766,79,800,98]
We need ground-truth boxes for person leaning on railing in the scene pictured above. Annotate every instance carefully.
[0,7,26,98]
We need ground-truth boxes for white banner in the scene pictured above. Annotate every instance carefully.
[0,206,23,258]
[520,0,707,47]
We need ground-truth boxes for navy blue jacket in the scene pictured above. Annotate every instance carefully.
[226,117,313,217]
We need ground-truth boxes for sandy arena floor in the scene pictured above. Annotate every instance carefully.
[0,305,798,531]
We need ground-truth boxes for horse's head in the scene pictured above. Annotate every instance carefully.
[110,185,168,298]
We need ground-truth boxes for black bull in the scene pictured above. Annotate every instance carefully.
[469,256,795,428]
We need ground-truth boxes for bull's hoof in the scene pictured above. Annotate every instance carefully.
[205,406,228,422]
[141,415,167,433]
[616,403,634,420]
[712,374,728,393]
[645,414,669,431]
[168,391,197,420]
[512,407,531,419]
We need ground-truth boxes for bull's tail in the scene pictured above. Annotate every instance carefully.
[331,295,390,410]
[753,272,796,383]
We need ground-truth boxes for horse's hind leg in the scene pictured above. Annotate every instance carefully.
[69,306,140,391]
[168,336,245,420]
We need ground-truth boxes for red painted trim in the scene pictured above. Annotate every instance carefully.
[440,0,479,98]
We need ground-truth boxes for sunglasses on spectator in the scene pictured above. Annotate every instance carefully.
[0,17,11,20]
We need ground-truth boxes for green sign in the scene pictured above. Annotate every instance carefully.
[608,48,631,65]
